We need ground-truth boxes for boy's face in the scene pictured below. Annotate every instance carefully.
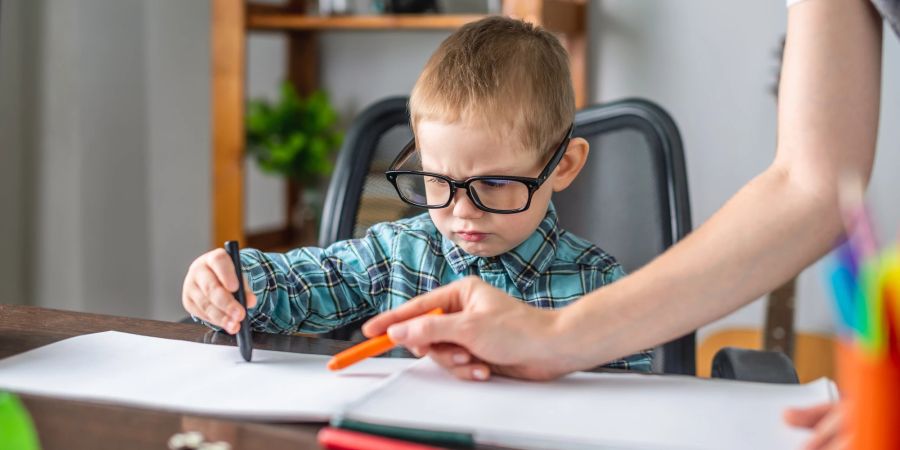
[415,120,556,257]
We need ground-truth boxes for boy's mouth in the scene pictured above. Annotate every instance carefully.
[456,231,488,242]
[456,230,488,242]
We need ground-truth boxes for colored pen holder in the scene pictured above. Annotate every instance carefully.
[0,392,41,450]
[837,342,900,450]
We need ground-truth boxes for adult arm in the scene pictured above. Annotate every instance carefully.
[364,0,883,381]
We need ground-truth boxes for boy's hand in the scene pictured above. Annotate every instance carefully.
[182,249,257,335]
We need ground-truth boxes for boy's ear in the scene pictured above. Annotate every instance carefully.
[551,137,589,192]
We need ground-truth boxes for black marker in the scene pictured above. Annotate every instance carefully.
[224,240,253,362]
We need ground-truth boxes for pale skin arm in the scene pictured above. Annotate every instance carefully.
[363,0,882,383]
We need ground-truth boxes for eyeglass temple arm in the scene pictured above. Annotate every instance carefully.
[536,124,575,183]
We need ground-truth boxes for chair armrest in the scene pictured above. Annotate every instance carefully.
[711,347,799,384]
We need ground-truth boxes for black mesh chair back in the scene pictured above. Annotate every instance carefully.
[554,98,695,375]
[319,97,417,248]
[318,97,416,339]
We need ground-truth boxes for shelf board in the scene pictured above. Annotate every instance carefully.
[247,13,489,31]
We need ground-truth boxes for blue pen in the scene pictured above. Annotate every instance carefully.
[828,261,858,334]
[224,241,253,362]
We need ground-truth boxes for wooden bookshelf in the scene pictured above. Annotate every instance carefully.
[210,0,588,250]
[248,13,489,31]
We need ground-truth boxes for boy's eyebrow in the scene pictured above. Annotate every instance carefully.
[419,163,535,178]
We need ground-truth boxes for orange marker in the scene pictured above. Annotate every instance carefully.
[327,308,443,371]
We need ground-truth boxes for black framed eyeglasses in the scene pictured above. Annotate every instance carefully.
[384,124,574,214]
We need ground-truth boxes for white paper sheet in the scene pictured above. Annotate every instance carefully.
[0,331,415,421]
[342,358,838,450]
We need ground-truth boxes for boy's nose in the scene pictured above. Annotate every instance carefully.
[450,188,484,219]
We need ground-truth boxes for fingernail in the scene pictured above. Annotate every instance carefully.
[473,368,488,380]
[452,353,469,364]
[387,324,408,341]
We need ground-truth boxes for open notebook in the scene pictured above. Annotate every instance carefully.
[0,332,836,449]
[337,358,838,449]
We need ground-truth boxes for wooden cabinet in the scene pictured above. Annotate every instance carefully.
[210,0,587,249]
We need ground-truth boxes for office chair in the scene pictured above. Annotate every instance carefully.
[318,96,798,382]
[317,97,415,339]
[319,96,416,248]
[555,98,795,381]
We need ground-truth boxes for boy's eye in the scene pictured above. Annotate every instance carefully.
[481,179,512,188]
[425,177,444,184]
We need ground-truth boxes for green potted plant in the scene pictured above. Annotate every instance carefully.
[246,82,343,234]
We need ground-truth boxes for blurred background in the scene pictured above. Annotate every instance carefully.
[1,0,898,377]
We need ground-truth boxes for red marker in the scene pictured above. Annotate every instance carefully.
[317,427,442,450]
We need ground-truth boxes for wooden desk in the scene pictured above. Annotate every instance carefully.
[0,304,375,450]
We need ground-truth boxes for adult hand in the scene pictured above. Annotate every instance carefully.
[784,402,848,450]
[362,276,588,381]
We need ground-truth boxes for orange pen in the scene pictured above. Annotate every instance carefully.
[327,308,443,371]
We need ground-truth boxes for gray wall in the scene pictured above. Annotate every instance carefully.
[0,0,210,319]
[2,0,898,339]
[591,1,900,338]
[0,0,28,306]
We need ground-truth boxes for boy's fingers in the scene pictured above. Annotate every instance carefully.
[202,301,230,330]
[206,249,239,292]
[194,266,240,317]
[243,275,257,308]
[190,285,232,329]
[212,286,243,320]
[183,300,208,322]
[362,281,466,337]
[183,284,211,324]
[245,281,257,309]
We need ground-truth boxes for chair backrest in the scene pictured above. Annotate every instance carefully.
[555,98,695,375]
[320,97,696,375]
[319,97,416,247]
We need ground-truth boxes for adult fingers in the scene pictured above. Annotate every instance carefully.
[822,434,850,450]
[386,313,474,350]
[804,405,844,450]
[443,362,492,381]
[427,343,474,367]
[362,278,472,337]
[784,403,834,428]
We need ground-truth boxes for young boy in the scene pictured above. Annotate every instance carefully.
[182,16,651,371]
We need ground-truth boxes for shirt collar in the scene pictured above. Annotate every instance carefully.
[441,203,560,293]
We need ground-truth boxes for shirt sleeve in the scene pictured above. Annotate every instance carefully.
[239,223,396,334]
[590,260,656,372]
[600,262,627,285]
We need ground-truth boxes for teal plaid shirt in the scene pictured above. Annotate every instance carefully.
[238,204,652,371]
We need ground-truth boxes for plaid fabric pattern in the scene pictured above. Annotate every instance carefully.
[238,204,652,372]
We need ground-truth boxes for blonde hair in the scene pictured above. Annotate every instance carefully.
[409,16,574,156]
